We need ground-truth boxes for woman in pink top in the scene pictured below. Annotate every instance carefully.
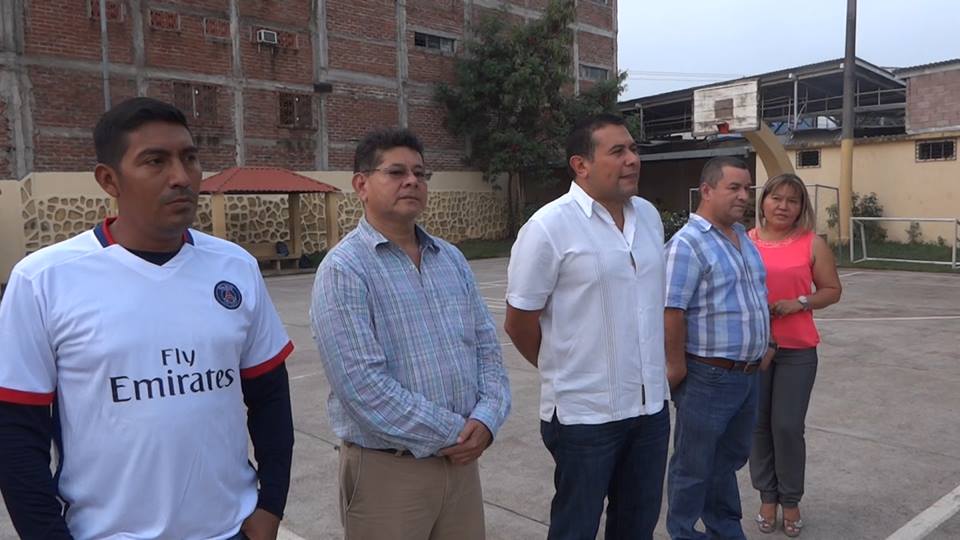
[748,174,842,537]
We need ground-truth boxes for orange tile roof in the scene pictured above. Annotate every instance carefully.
[200,167,340,194]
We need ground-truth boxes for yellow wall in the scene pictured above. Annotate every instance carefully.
[756,137,960,243]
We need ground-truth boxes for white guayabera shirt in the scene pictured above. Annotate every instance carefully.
[507,182,669,425]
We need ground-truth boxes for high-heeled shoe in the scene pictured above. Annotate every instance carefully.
[754,512,776,534]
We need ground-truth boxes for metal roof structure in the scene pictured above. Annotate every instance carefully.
[619,57,907,141]
[200,167,340,195]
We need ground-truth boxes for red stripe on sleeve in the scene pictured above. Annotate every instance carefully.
[0,387,55,406]
[240,340,294,379]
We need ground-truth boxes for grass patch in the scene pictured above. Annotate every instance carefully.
[455,238,514,260]
[835,240,959,273]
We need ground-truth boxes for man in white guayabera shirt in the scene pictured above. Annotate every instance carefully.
[505,113,670,540]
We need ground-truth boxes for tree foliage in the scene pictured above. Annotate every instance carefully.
[435,0,624,233]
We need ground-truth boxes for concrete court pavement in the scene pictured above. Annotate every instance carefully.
[2,261,960,540]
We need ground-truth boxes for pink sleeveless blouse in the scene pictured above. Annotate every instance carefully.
[748,229,820,349]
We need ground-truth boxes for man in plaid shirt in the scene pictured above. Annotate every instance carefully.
[310,128,511,540]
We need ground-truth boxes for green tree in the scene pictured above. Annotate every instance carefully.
[436,0,624,235]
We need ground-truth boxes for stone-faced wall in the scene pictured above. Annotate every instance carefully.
[22,184,507,255]
[21,175,112,252]
[193,191,508,253]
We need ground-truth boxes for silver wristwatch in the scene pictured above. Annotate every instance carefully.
[797,295,811,311]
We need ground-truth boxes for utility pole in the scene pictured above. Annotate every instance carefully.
[839,0,856,245]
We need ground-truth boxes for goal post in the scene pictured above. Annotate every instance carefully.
[850,217,960,269]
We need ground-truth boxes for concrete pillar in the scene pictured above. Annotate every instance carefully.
[312,0,329,170]
[212,192,227,239]
[395,0,408,127]
[229,0,245,165]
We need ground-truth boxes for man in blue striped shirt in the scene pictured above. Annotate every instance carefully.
[310,129,511,540]
[664,157,775,540]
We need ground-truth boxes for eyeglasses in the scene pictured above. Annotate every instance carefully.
[364,167,433,183]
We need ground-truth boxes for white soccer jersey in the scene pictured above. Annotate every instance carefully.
[0,219,294,540]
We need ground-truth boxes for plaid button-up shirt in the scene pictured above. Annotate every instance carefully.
[310,218,511,458]
[665,213,771,362]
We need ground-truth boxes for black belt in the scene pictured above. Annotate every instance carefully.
[366,446,413,457]
[689,354,759,373]
[344,441,413,457]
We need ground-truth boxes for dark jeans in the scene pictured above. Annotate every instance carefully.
[667,359,759,540]
[749,347,819,508]
[540,404,670,540]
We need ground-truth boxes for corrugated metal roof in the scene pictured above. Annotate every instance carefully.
[619,57,903,108]
[200,167,340,194]
[892,58,960,77]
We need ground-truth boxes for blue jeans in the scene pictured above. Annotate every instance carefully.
[667,360,759,540]
[540,404,670,540]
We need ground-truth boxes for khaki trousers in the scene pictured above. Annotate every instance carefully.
[338,442,485,540]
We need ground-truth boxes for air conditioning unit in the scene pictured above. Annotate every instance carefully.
[256,29,278,45]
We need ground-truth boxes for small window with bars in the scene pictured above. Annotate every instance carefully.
[916,139,956,162]
[173,83,219,126]
[278,93,313,128]
[414,32,455,53]
[796,149,821,168]
[579,64,609,82]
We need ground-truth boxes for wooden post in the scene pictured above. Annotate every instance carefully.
[324,192,340,250]
[288,192,302,258]
[211,192,227,239]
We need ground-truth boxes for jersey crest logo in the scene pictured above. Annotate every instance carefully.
[214,281,242,310]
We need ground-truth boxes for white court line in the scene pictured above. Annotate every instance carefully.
[839,271,865,277]
[290,372,320,381]
[278,526,308,540]
[885,483,960,540]
[816,315,960,322]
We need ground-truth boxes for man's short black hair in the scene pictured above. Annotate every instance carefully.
[353,128,425,173]
[699,156,750,187]
[565,113,627,177]
[93,97,191,168]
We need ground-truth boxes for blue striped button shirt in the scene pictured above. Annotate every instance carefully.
[310,218,511,458]
[665,213,771,362]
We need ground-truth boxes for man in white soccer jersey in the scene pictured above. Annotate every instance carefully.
[0,98,295,540]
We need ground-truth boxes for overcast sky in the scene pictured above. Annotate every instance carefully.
[617,0,960,100]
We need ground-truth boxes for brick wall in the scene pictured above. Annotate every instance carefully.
[238,0,310,27]
[578,31,614,68]
[25,0,133,63]
[326,84,399,144]
[407,2,463,35]
[240,25,314,85]
[2,0,618,178]
[145,11,232,75]
[907,68,960,132]
[577,0,614,29]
